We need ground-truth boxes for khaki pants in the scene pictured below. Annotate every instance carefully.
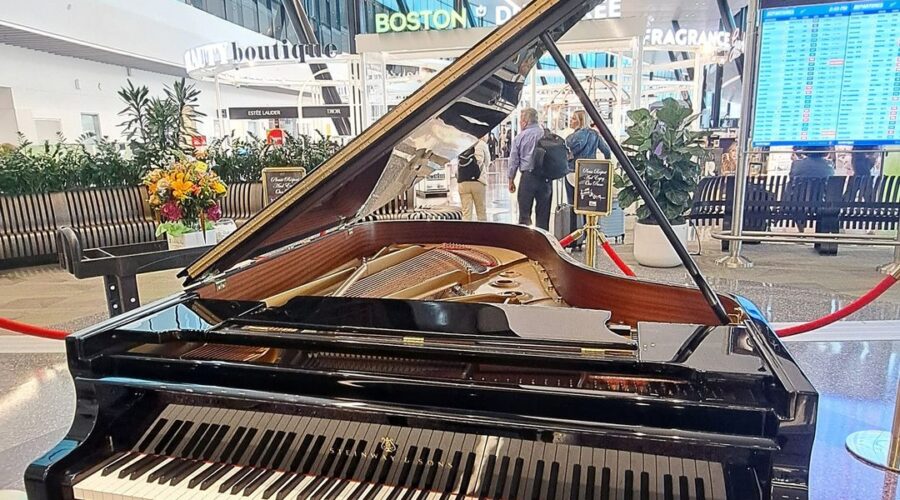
[458,181,487,221]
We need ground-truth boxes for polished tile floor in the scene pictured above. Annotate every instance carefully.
[2,333,900,498]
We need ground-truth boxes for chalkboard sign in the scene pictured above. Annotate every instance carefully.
[574,159,613,216]
[262,167,307,205]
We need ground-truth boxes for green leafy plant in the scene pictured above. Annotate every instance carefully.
[614,98,707,225]
[207,132,341,184]
[118,78,204,170]
[155,220,214,238]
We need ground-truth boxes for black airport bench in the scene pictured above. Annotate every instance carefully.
[689,175,900,254]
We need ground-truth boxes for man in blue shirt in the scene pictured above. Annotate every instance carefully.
[508,108,552,230]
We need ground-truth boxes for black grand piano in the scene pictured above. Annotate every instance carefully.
[26,1,817,499]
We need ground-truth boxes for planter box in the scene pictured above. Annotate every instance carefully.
[167,229,217,250]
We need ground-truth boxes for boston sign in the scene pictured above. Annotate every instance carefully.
[185,40,340,73]
[373,0,621,34]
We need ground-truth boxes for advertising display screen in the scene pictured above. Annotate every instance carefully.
[752,1,900,147]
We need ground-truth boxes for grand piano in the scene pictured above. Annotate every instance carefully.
[26,1,817,499]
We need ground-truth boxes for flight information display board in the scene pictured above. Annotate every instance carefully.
[752,1,900,147]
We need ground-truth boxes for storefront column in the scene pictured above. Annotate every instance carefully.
[631,37,643,110]
[214,75,227,139]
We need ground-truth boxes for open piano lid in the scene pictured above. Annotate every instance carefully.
[182,0,602,285]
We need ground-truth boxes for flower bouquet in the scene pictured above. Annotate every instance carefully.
[143,154,228,249]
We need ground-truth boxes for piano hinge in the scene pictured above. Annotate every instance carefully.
[728,308,747,325]
[402,336,425,346]
[215,278,227,291]
[580,347,634,359]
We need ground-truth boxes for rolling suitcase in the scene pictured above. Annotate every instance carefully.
[553,179,574,242]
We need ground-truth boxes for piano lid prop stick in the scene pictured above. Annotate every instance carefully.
[538,32,731,325]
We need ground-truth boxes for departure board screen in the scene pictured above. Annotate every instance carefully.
[752,1,900,147]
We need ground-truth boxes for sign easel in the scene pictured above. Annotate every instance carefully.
[574,159,613,268]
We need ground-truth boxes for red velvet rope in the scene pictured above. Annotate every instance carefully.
[0,317,68,340]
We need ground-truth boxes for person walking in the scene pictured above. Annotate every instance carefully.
[508,108,552,230]
[457,136,490,221]
[564,110,611,247]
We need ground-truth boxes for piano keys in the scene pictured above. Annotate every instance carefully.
[72,404,731,500]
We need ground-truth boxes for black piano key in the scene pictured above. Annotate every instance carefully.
[553,446,569,500]
[639,454,656,500]
[585,466,596,500]
[457,452,478,500]
[198,424,229,460]
[569,465,581,500]
[147,457,185,482]
[695,478,706,500]
[546,462,560,500]
[693,461,713,500]
[180,422,210,458]
[678,476,690,500]
[152,420,184,455]
[599,468,611,500]
[424,448,445,492]
[680,459,698,500]
[479,455,497,499]
[200,464,234,491]
[308,420,345,473]
[247,430,276,466]
[275,473,306,500]
[245,470,278,496]
[520,441,541,500]
[639,473,649,500]
[230,467,266,494]
[563,447,580,500]
[434,433,464,494]
[261,431,286,466]
[443,451,463,495]
[302,435,328,473]
[220,427,249,463]
[163,421,193,455]
[663,475,674,500]
[623,470,634,500]
[127,455,167,480]
[263,472,296,500]
[385,445,419,500]
[137,418,168,452]
[169,460,205,486]
[218,467,255,493]
[312,438,358,500]
[190,423,219,457]
[232,428,259,464]
[289,434,314,472]
[408,447,432,490]
[323,441,369,500]
[346,431,389,500]
[508,457,524,500]
[530,460,545,500]
[271,432,297,469]
[101,452,137,476]
[188,463,226,489]
[118,454,158,479]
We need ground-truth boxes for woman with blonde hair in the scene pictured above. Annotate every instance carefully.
[563,110,610,248]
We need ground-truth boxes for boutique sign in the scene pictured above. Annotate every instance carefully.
[371,0,621,34]
[185,40,340,74]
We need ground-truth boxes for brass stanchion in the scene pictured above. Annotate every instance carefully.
[584,215,599,269]
[847,378,900,472]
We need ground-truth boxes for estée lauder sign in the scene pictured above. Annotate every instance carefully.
[185,40,340,73]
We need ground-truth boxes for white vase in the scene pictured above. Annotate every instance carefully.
[167,229,217,250]
[633,221,688,268]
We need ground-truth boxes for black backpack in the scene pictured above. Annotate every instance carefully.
[458,146,481,182]
[531,129,569,180]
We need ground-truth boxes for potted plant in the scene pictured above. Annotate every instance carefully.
[143,154,228,249]
[614,98,706,267]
